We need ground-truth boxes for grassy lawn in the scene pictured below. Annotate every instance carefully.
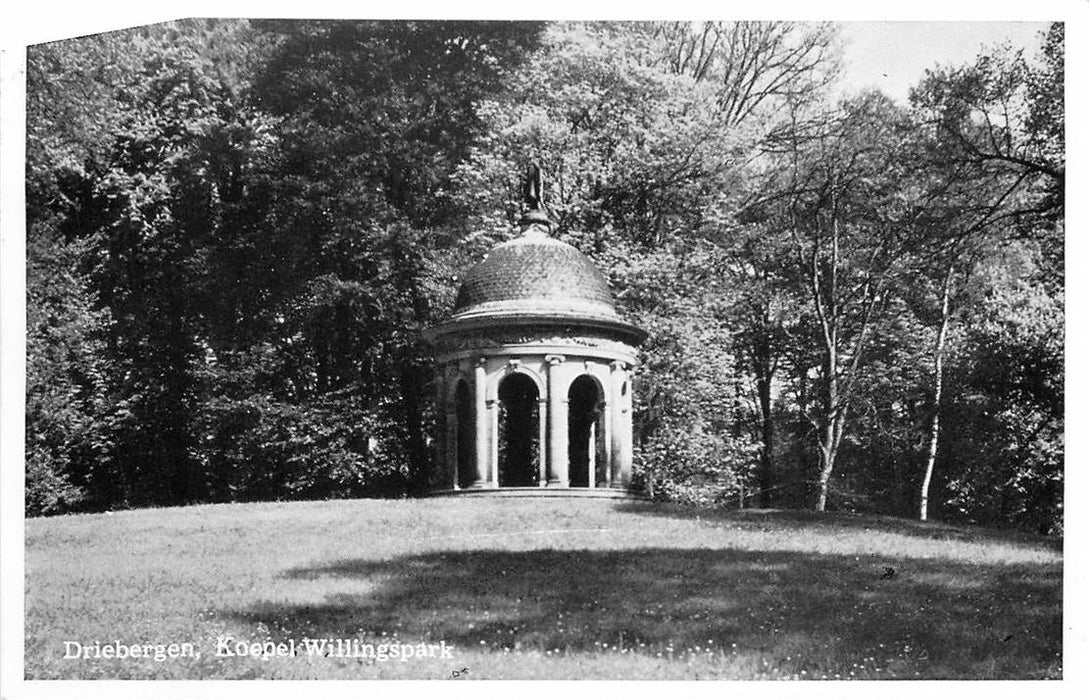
[24,497,1061,680]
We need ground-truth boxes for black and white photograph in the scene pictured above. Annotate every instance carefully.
[1,1,1084,695]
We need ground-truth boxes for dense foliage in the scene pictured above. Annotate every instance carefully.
[26,20,1062,532]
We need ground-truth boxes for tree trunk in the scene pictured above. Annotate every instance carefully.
[814,191,839,512]
[814,248,839,514]
[815,409,844,512]
[795,356,809,508]
[919,266,954,521]
[815,444,834,511]
[814,355,840,512]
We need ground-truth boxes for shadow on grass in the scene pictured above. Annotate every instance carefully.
[612,501,1062,551]
[223,547,1061,679]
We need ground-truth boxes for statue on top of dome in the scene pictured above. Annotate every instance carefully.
[522,162,545,210]
[519,162,552,232]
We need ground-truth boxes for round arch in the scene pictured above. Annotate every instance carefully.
[567,373,607,488]
[444,369,471,406]
[486,362,546,402]
[496,372,541,487]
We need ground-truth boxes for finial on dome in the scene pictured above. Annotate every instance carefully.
[519,162,552,233]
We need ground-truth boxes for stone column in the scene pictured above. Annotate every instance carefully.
[537,397,548,487]
[609,361,624,487]
[489,397,499,487]
[598,397,611,488]
[446,408,458,490]
[618,365,634,488]
[588,421,597,489]
[472,357,489,487]
[546,354,569,487]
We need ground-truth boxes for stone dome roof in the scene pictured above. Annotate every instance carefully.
[425,224,646,345]
[452,228,617,320]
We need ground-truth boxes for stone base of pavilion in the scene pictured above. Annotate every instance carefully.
[428,486,648,500]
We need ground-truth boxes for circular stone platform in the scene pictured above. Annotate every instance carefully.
[428,487,648,500]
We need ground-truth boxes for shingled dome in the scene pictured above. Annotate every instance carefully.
[452,229,617,320]
[427,225,646,346]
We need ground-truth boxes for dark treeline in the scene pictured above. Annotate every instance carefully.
[26,20,1063,532]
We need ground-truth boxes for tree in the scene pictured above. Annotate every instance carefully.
[25,230,114,515]
[25,20,547,510]
[911,23,1063,283]
[658,21,843,507]
[655,21,841,127]
[908,22,1064,520]
[709,216,808,507]
[755,93,931,511]
[27,21,263,507]
[245,20,545,492]
[940,255,1063,532]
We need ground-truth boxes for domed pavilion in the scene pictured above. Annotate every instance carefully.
[424,168,646,494]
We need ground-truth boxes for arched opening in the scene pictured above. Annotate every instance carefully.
[497,373,540,487]
[568,374,605,488]
[454,379,474,488]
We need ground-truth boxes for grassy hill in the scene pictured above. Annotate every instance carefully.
[24,497,1062,680]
